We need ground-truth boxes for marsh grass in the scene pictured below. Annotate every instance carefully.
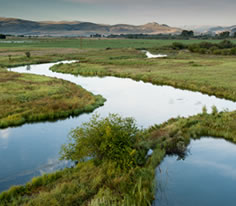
[0,70,105,128]
[2,109,236,205]
[50,48,236,101]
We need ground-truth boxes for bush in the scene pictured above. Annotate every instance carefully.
[60,114,144,170]
[25,51,31,58]
[218,40,234,49]
[0,34,6,39]
[171,42,187,50]
[180,40,236,55]
[230,48,236,55]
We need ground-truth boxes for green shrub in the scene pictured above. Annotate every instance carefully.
[25,51,31,58]
[171,42,187,50]
[60,114,144,170]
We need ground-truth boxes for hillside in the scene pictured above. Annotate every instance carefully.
[0,17,181,36]
[208,25,236,34]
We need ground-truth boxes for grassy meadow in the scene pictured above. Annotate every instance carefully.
[1,37,236,49]
[1,37,236,205]
[0,69,105,128]
[50,47,236,101]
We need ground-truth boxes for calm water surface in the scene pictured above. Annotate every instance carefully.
[154,138,236,206]
[1,61,236,195]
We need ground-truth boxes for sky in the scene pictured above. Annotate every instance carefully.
[0,0,236,27]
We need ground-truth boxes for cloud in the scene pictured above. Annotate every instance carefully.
[189,158,236,179]
[0,129,10,139]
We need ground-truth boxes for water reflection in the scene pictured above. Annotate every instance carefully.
[26,65,31,71]
[0,129,10,139]
[154,138,236,206]
[1,61,236,192]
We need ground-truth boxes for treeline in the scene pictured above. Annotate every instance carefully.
[106,30,236,40]
[0,34,6,39]
[171,40,236,55]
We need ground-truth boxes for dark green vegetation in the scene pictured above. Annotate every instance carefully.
[50,47,236,101]
[61,114,145,170]
[1,38,236,49]
[0,70,105,128]
[0,34,6,39]
[171,40,236,55]
[1,109,236,206]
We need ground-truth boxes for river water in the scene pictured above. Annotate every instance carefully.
[1,61,236,205]
[154,137,236,206]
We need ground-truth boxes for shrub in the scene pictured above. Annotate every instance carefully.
[230,48,236,55]
[218,40,234,49]
[171,42,187,50]
[25,51,31,58]
[211,105,218,115]
[60,114,144,170]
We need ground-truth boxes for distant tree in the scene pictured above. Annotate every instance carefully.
[218,40,234,49]
[181,30,194,38]
[0,34,6,39]
[219,31,230,39]
[171,42,187,50]
[25,51,31,58]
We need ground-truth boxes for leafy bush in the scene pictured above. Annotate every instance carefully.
[61,114,145,170]
[25,51,31,58]
[175,40,236,55]
[171,42,187,50]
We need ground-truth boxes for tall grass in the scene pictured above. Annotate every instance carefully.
[2,110,236,205]
[0,70,105,128]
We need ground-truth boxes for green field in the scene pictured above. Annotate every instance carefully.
[1,38,236,49]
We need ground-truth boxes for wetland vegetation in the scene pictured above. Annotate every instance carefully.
[0,69,105,128]
[1,108,236,206]
[50,45,236,101]
[1,38,236,205]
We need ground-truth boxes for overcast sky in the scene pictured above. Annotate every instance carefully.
[1,0,235,26]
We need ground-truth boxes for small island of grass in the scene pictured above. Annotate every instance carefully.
[0,69,105,128]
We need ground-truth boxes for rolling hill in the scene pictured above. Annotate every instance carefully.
[0,17,181,36]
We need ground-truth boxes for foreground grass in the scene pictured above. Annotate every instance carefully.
[0,70,105,128]
[50,48,236,101]
[1,109,236,206]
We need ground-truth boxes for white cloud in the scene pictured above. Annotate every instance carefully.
[189,158,236,179]
[0,129,10,139]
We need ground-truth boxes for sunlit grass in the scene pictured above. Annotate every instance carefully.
[0,70,105,128]
[50,48,236,101]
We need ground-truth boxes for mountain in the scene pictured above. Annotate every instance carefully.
[181,25,214,33]
[207,25,236,34]
[0,17,181,36]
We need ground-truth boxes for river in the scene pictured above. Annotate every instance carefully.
[1,61,236,205]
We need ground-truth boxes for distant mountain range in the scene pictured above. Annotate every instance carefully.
[182,25,236,35]
[207,25,236,34]
[0,17,182,36]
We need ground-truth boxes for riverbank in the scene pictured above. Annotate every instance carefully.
[0,69,105,128]
[1,109,236,205]
[1,40,236,205]
[50,48,236,101]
